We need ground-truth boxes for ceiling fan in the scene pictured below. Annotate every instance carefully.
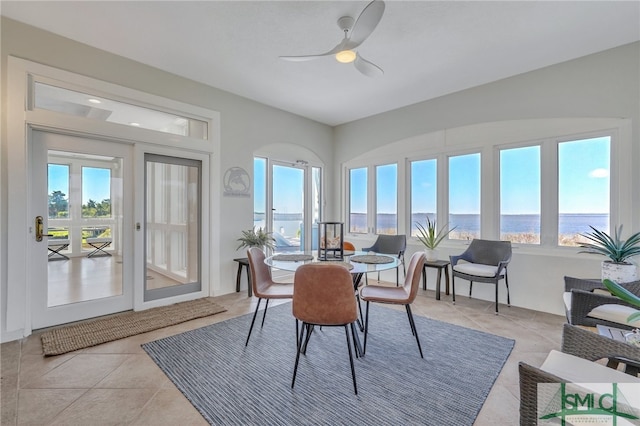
[280,0,385,77]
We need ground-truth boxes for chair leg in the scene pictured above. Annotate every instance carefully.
[363,301,371,355]
[292,321,307,389]
[356,293,365,332]
[260,299,270,328]
[469,282,473,297]
[495,281,499,315]
[452,276,456,305]
[245,298,263,346]
[343,325,358,395]
[406,304,423,358]
[505,269,511,306]
[349,322,360,358]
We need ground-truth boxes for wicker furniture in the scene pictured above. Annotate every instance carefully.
[450,239,512,314]
[564,276,640,329]
[518,323,640,425]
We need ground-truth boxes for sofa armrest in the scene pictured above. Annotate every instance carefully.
[564,276,602,292]
[561,323,640,364]
[569,289,636,326]
[518,362,564,426]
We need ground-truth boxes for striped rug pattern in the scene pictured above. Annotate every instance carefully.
[143,302,514,425]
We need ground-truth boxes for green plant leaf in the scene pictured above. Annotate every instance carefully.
[414,217,455,250]
[603,279,640,309]
[579,225,640,263]
[628,310,640,323]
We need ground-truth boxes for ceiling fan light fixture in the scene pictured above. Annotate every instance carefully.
[335,49,356,63]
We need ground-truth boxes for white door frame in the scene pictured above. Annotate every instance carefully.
[5,57,220,340]
[30,130,135,329]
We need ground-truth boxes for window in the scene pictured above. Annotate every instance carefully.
[349,167,368,233]
[34,82,208,139]
[410,159,437,236]
[558,136,610,246]
[254,157,267,231]
[448,153,481,240]
[500,146,541,244]
[48,164,69,219]
[376,164,397,235]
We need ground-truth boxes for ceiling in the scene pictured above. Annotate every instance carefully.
[2,1,639,126]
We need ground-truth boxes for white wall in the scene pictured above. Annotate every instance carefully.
[333,42,640,315]
[0,18,333,339]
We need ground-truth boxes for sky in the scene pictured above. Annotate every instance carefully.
[352,136,610,216]
[48,164,111,203]
[51,136,610,217]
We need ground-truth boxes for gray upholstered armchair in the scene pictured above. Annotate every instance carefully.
[450,239,512,314]
[564,276,640,329]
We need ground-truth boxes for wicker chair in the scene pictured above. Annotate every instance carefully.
[519,323,640,425]
[564,276,640,329]
[450,239,512,314]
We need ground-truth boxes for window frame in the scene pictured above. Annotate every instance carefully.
[342,121,629,255]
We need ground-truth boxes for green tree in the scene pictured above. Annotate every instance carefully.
[48,190,68,218]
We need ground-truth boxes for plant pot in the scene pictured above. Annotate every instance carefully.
[425,248,438,262]
[601,261,638,283]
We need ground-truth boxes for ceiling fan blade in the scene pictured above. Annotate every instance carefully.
[354,53,384,77]
[279,40,345,62]
[348,0,385,48]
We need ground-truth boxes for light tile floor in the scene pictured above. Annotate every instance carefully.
[1,287,566,425]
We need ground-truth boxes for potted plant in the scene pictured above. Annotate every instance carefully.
[236,227,275,252]
[415,217,456,261]
[579,225,640,283]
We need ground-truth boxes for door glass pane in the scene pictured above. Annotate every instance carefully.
[47,151,123,307]
[500,146,541,244]
[311,167,321,250]
[145,155,201,301]
[349,167,367,233]
[272,164,303,253]
[253,157,267,232]
[449,153,481,240]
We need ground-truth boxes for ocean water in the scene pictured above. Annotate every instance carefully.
[351,213,609,235]
[255,212,610,238]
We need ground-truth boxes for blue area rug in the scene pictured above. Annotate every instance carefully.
[142,302,514,425]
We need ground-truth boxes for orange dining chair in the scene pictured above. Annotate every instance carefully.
[343,241,356,251]
[245,247,294,346]
[359,251,426,357]
[292,263,360,394]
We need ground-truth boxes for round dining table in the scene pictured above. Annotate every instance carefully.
[264,250,400,357]
[264,250,400,277]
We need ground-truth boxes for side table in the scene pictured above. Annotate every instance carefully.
[422,259,450,300]
[596,324,640,376]
[233,258,252,297]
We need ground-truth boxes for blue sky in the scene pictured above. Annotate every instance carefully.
[48,165,111,203]
[252,136,610,217]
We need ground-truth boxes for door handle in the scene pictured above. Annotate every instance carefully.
[35,216,53,242]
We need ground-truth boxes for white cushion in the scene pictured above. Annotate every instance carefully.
[541,350,640,384]
[48,239,69,246]
[563,292,572,312]
[587,304,640,327]
[453,263,498,277]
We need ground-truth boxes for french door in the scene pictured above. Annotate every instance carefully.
[268,161,321,253]
[30,130,133,329]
